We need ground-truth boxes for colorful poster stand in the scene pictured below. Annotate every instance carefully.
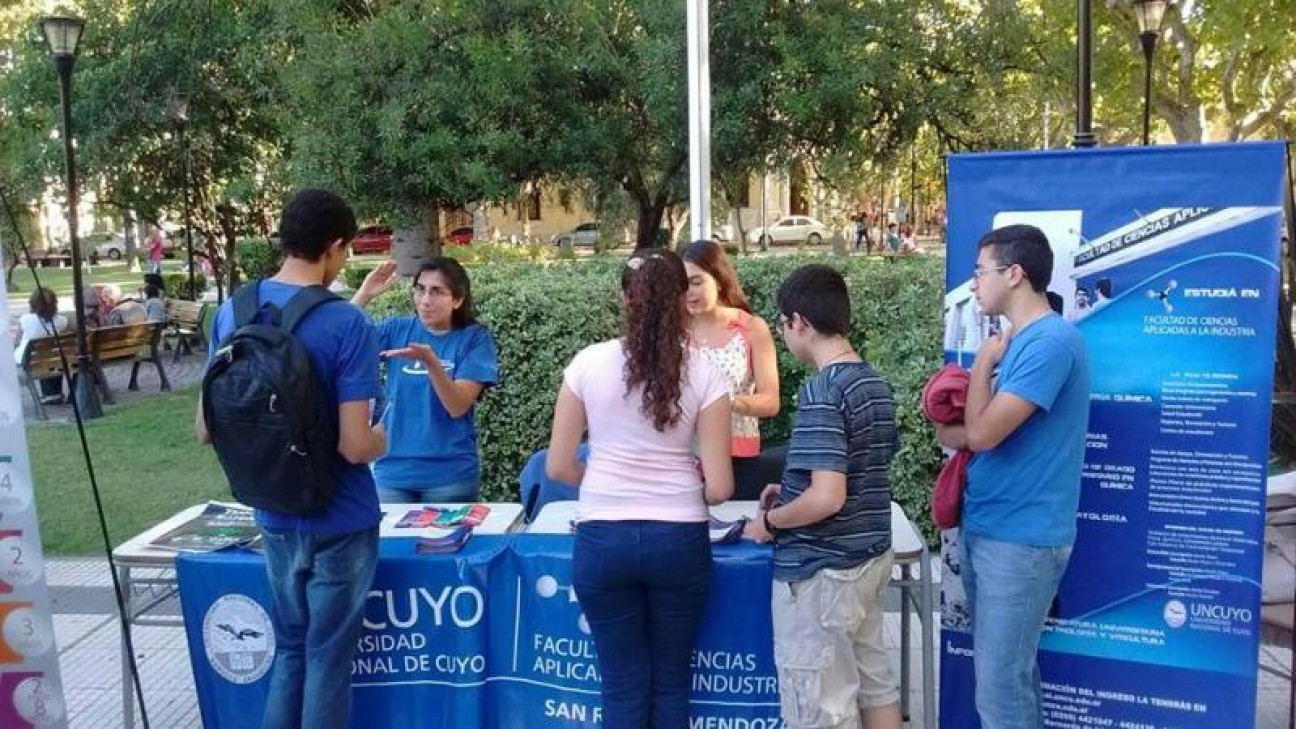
[0,252,69,728]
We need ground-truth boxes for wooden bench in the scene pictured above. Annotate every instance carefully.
[18,335,78,421]
[30,253,73,269]
[18,323,169,417]
[90,322,170,403]
[163,299,209,362]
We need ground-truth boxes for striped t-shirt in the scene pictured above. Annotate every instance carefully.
[773,361,898,582]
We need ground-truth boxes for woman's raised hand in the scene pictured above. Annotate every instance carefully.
[355,260,401,305]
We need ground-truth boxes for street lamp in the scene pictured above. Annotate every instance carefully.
[1133,0,1168,146]
[1072,0,1097,148]
[39,15,102,419]
[168,92,197,300]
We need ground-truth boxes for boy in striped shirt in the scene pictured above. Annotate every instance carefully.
[746,264,902,729]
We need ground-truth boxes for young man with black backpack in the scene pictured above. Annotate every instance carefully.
[196,189,386,729]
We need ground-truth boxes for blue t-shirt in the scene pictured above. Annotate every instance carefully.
[372,318,498,489]
[964,313,1091,547]
[208,280,382,534]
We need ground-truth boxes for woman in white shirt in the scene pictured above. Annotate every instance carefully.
[13,288,69,402]
[547,249,733,729]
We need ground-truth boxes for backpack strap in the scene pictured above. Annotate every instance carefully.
[232,280,262,328]
[280,285,342,333]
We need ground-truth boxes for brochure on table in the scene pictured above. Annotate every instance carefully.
[940,143,1286,729]
[0,250,69,728]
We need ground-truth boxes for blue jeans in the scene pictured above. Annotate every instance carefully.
[574,520,712,729]
[961,533,1072,729]
[260,526,379,729]
[375,479,480,504]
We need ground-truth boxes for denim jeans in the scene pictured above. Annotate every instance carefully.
[961,532,1072,729]
[375,479,480,504]
[260,526,379,729]
[573,520,712,729]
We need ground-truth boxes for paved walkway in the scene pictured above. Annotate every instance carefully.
[20,344,207,423]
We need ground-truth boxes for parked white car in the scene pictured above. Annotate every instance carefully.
[90,235,129,260]
[746,216,830,246]
[551,222,600,247]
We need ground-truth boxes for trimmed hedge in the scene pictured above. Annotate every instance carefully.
[235,238,282,280]
[162,272,207,300]
[368,255,945,538]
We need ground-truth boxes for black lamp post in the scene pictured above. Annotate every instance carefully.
[168,92,197,300]
[1133,1,1168,146]
[1073,0,1097,148]
[39,15,102,419]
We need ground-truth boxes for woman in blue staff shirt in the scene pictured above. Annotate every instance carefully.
[352,257,499,502]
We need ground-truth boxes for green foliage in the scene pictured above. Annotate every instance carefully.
[163,272,208,300]
[0,0,287,234]
[234,238,282,280]
[341,265,376,292]
[444,243,549,267]
[366,255,944,537]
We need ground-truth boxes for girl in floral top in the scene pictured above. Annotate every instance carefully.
[682,240,781,500]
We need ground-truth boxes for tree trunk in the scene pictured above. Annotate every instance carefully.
[216,203,241,303]
[394,208,440,276]
[724,188,748,255]
[123,211,138,260]
[634,197,669,249]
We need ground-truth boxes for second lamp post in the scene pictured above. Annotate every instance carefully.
[1133,1,1169,146]
[169,93,197,300]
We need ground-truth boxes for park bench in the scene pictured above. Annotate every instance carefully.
[29,253,73,268]
[163,299,209,362]
[90,322,170,403]
[18,322,169,419]
[18,335,77,421]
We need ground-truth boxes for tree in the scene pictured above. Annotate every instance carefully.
[279,0,573,269]
[970,1,1296,147]
[0,0,288,297]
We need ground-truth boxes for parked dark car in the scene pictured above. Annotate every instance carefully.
[444,226,474,246]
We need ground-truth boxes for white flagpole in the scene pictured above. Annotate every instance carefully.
[687,0,711,244]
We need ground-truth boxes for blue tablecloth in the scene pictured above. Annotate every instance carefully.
[177,535,780,728]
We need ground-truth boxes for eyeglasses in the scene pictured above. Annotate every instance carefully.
[413,284,453,299]
[777,314,792,330]
[972,264,1012,280]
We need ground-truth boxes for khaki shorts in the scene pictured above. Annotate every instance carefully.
[772,552,897,729]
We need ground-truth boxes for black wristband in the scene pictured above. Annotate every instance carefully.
[763,509,778,536]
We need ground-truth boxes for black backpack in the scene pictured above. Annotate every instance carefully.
[202,281,342,514]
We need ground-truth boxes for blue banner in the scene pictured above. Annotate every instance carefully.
[940,143,1286,728]
[177,535,784,728]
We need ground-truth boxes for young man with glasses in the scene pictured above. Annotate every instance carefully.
[936,224,1091,729]
[747,264,902,729]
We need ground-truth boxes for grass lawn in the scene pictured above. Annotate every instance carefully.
[6,261,193,298]
[27,386,229,555]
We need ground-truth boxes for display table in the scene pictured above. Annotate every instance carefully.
[113,502,521,728]
[174,502,934,729]
[528,500,935,728]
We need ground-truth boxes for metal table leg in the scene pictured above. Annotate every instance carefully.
[119,563,134,729]
[919,547,936,729]
[900,564,912,721]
